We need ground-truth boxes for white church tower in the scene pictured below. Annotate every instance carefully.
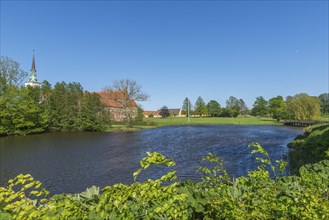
[25,51,41,87]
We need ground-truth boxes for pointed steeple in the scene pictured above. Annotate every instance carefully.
[31,50,36,72]
[25,50,41,87]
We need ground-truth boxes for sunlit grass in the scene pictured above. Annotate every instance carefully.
[144,116,281,127]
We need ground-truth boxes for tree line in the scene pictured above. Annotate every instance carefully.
[0,57,111,136]
[179,93,328,121]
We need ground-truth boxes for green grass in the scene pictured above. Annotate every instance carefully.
[320,114,329,121]
[144,116,282,127]
[106,124,156,132]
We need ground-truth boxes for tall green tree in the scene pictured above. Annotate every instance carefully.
[286,93,321,120]
[182,97,192,117]
[207,100,221,117]
[251,96,269,117]
[78,92,109,131]
[47,82,84,131]
[238,99,249,115]
[319,93,329,115]
[0,56,28,94]
[225,96,240,117]
[269,96,286,121]
[195,96,207,117]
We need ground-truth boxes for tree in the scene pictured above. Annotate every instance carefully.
[182,97,192,117]
[207,100,221,117]
[159,106,170,118]
[238,99,249,115]
[251,96,269,117]
[104,79,149,127]
[286,93,321,120]
[194,96,207,117]
[47,82,84,131]
[0,56,28,93]
[319,93,329,115]
[225,96,240,117]
[269,96,286,121]
[134,105,145,124]
[78,92,109,131]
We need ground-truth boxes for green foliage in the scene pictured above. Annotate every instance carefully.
[251,96,269,117]
[286,93,321,120]
[288,124,329,174]
[2,145,329,219]
[269,95,286,121]
[194,96,207,117]
[182,97,192,117]
[206,100,221,117]
[225,96,240,117]
[0,56,28,93]
[319,93,329,115]
[133,105,145,125]
[159,106,170,118]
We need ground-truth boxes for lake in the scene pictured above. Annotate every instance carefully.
[0,125,302,194]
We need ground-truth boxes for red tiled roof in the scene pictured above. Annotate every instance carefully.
[95,91,136,108]
[144,110,159,115]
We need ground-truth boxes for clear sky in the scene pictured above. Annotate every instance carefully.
[1,0,328,110]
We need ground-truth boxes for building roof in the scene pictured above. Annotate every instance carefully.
[144,110,159,115]
[95,91,136,108]
[168,108,182,115]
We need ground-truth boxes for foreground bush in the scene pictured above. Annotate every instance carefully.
[1,144,329,219]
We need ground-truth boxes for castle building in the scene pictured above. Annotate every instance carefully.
[25,52,41,87]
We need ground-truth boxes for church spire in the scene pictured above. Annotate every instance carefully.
[31,50,36,72]
[25,50,41,87]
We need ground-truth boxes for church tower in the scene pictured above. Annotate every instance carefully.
[25,51,41,87]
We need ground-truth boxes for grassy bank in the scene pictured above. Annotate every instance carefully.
[288,124,329,174]
[106,124,156,132]
[145,116,281,127]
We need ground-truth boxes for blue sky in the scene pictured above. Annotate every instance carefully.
[1,1,328,110]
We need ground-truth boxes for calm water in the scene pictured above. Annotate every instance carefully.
[0,125,302,194]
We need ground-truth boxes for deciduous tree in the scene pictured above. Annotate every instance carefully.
[182,97,192,117]
[207,100,221,117]
[319,93,329,115]
[104,79,149,127]
[286,93,321,120]
[269,96,286,121]
[159,106,170,118]
[195,96,207,117]
[251,96,269,117]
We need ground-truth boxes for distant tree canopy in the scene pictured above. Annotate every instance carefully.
[269,96,286,121]
[225,96,240,117]
[285,93,321,121]
[159,106,170,118]
[0,56,28,93]
[182,97,192,117]
[207,100,221,117]
[251,96,269,117]
[194,96,207,117]
[319,93,329,115]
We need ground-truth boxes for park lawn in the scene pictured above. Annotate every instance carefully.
[144,116,282,127]
[320,114,329,121]
[107,124,156,132]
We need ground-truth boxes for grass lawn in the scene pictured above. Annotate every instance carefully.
[144,116,282,127]
[106,124,156,132]
[320,114,329,121]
